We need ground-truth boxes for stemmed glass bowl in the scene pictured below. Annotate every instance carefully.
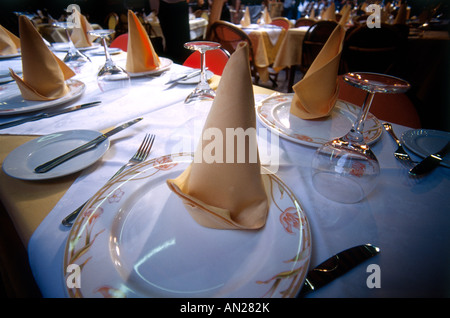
[183,41,221,103]
[311,72,410,204]
[53,21,91,71]
[87,29,130,93]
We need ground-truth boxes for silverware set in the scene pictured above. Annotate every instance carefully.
[61,133,155,227]
[383,122,448,176]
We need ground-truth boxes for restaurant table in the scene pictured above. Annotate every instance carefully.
[272,26,309,73]
[239,24,287,83]
[1,50,450,299]
[148,17,208,44]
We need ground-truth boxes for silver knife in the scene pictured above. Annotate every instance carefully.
[0,101,102,130]
[297,244,380,297]
[34,117,143,173]
[409,141,450,176]
[165,69,201,85]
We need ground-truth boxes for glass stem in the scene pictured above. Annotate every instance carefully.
[199,51,207,85]
[102,37,113,64]
[65,28,77,54]
[347,91,375,143]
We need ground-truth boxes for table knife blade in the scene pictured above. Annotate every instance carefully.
[165,69,201,85]
[297,244,380,297]
[409,141,450,176]
[34,117,143,173]
[0,101,101,130]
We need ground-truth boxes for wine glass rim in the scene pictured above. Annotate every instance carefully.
[343,72,410,93]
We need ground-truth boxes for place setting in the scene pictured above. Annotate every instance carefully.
[62,42,311,298]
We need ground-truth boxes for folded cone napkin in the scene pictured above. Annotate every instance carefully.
[0,24,20,55]
[70,9,94,48]
[260,7,272,25]
[126,10,161,73]
[322,3,336,21]
[167,42,269,230]
[290,24,345,119]
[241,7,251,27]
[10,16,75,101]
[339,4,351,25]
[394,3,407,24]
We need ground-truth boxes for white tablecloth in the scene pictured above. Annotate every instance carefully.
[1,50,450,298]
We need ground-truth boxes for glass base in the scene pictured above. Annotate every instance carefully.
[184,87,216,103]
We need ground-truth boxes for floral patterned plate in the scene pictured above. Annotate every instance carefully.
[256,93,382,147]
[64,153,311,298]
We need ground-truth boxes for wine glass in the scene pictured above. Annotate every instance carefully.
[311,72,410,204]
[183,41,221,103]
[53,21,91,71]
[87,29,130,93]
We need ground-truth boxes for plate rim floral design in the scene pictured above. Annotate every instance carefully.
[256,93,382,147]
[63,152,311,298]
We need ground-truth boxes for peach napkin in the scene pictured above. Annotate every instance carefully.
[0,24,20,55]
[167,42,269,230]
[9,16,75,101]
[241,7,251,27]
[126,10,161,73]
[339,4,351,25]
[322,3,336,21]
[394,3,407,24]
[290,24,345,119]
[70,9,94,48]
[259,7,272,25]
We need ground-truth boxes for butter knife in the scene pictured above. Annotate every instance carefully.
[165,69,201,85]
[34,117,143,173]
[409,141,450,176]
[297,244,380,297]
[0,101,101,130]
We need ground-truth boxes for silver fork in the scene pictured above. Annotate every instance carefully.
[383,123,416,165]
[61,134,155,227]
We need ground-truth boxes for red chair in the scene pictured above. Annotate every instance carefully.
[337,75,421,128]
[182,48,230,76]
[270,17,290,30]
[109,33,128,51]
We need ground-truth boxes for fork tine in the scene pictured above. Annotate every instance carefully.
[141,134,155,161]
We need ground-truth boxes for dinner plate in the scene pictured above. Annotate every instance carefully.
[64,153,311,298]
[51,42,101,52]
[2,130,109,180]
[401,129,450,168]
[127,57,173,77]
[0,79,85,115]
[256,93,382,147]
[88,47,123,56]
[0,53,21,59]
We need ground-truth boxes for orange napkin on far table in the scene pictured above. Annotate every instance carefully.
[290,24,345,119]
[126,10,161,73]
[394,3,407,24]
[70,9,94,48]
[322,3,336,21]
[10,16,75,101]
[0,24,20,55]
[241,7,251,27]
[259,7,272,25]
[167,42,269,230]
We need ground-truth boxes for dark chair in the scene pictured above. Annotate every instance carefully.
[208,20,260,82]
[287,20,338,92]
[110,33,128,51]
[183,48,230,76]
[294,18,316,28]
[341,23,407,75]
[270,17,290,30]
